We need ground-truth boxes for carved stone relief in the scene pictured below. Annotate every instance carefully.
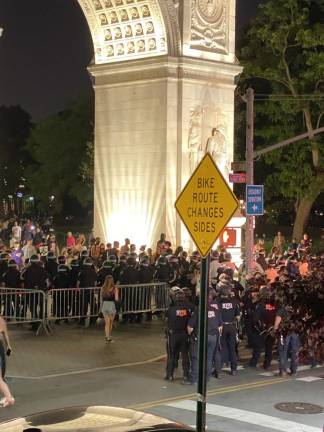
[190,0,228,53]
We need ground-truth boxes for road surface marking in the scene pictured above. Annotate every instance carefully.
[129,377,289,411]
[166,400,322,432]
[7,355,166,380]
[296,376,323,382]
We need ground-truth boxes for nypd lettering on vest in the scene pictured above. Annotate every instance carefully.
[222,303,233,310]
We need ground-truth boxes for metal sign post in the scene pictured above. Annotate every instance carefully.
[196,255,210,432]
[175,153,239,432]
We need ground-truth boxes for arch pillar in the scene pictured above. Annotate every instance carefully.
[79,0,242,249]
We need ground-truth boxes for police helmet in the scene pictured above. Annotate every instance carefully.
[71,259,79,268]
[108,255,117,264]
[83,257,93,266]
[102,260,110,268]
[119,254,127,263]
[30,254,40,263]
[174,289,185,303]
[210,250,219,260]
[140,256,150,267]
[127,256,136,266]
[157,255,168,266]
[8,259,17,268]
[58,264,69,273]
[47,251,56,260]
[0,252,8,261]
[81,250,89,258]
[218,282,232,297]
[258,286,270,300]
[58,255,66,265]
[168,255,178,265]
[222,267,234,278]
[190,251,200,262]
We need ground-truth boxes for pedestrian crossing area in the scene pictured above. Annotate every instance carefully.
[154,399,323,432]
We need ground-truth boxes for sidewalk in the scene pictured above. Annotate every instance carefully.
[6,320,166,378]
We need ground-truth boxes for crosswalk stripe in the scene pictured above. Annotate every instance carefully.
[165,400,321,432]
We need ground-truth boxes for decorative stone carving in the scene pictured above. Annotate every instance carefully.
[206,126,230,180]
[79,0,168,64]
[188,106,204,174]
[190,0,228,53]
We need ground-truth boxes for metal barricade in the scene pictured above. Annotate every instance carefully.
[47,283,169,323]
[47,287,101,324]
[0,287,48,335]
[118,283,169,314]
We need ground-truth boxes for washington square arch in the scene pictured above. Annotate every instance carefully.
[77,0,242,249]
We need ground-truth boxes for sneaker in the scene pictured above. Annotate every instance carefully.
[164,376,174,381]
[0,397,15,407]
[230,370,237,376]
[182,379,195,385]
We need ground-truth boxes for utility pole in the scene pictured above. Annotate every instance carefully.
[246,88,254,275]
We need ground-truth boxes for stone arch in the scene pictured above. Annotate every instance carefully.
[77,0,180,64]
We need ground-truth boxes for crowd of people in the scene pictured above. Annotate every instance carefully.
[0,218,323,404]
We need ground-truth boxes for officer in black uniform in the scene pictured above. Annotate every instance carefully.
[184,288,223,384]
[22,254,48,331]
[119,256,139,323]
[249,287,277,369]
[77,257,97,326]
[53,264,70,321]
[2,259,21,318]
[218,284,240,375]
[114,254,127,283]
[45,252,58,288]
[79,250,89,267]
[165,290,191,381]
[68,259,80,317]
[138,256,154,321]
[154,256,171,283]
[168,256,180,287]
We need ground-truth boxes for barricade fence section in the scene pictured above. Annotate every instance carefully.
[0,287,46,332]
[0,283,170,332]
[47,283,170,322]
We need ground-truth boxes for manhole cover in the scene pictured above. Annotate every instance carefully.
[275,402,323,414]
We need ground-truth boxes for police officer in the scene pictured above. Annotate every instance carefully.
[184,288,223,384]
[53,264,70,321]
[248,287,277,369]
[218,283,240,375]
[165,289,191,381]
[22,254,48,331]
[45,252,58,288]
[77,257,97,326]
[119,256,139,323]
[97,256,117,286]
[69,259,80,317]
[138,256,153,284]
[114,254,127,283]
[168,256,180,287]
[154,255,171,283]
[2,260,21,318]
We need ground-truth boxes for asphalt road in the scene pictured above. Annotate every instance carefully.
[1,358,323,431]
[0,323,323,431]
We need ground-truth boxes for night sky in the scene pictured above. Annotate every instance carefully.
[0,0,263,121]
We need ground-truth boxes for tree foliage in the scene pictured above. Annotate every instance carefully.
[238,0,324,239]
[0,105,32,199]
[25,97,94,213]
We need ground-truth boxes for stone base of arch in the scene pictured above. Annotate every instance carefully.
[90,55,241,249]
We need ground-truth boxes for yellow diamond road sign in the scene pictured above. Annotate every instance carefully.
[175,153,239,258]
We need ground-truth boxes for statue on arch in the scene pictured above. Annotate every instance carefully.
[205,127,229,180]
[188,106,204,174]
